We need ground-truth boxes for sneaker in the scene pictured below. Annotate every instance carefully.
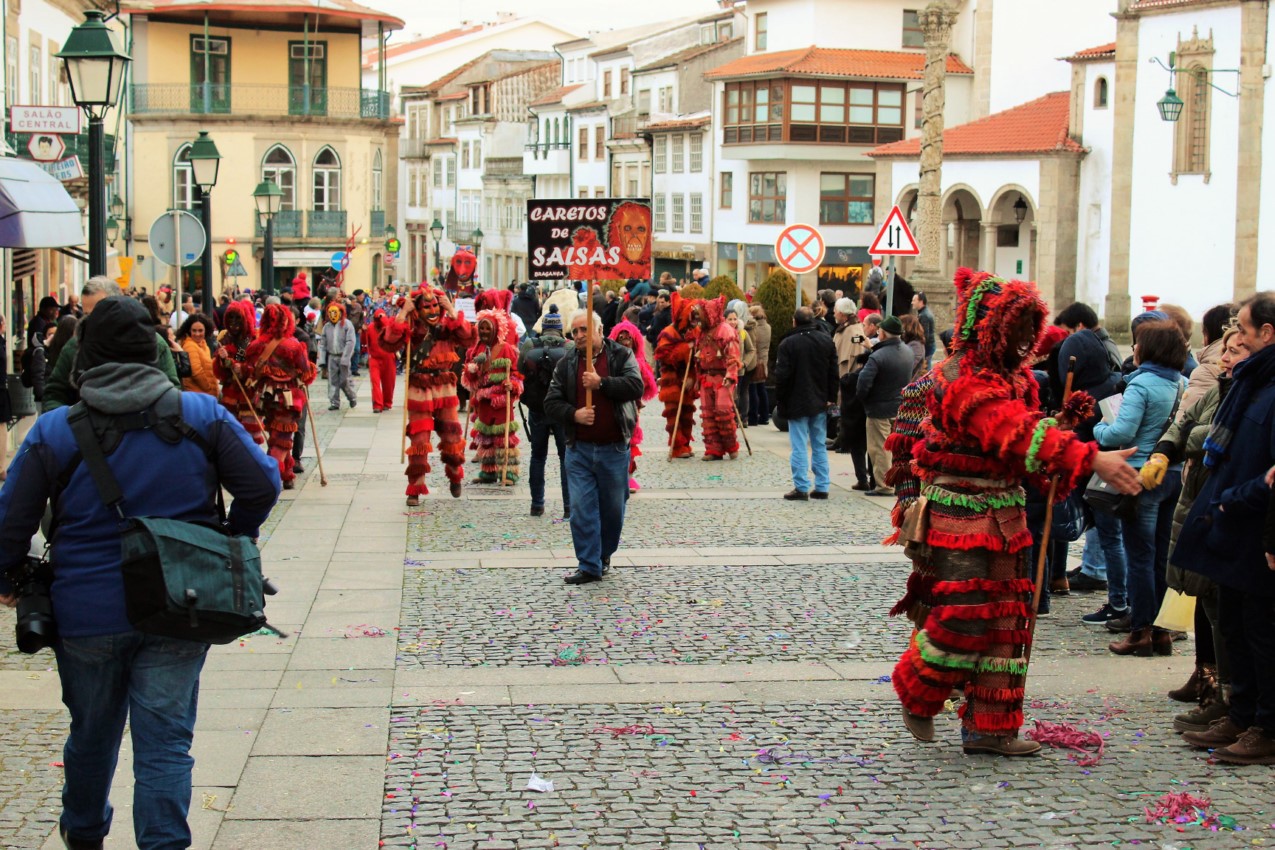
[1081,603,1128,627]
[1213,727,1275,765]
[1068,571,1108,593]
[1182,716,1247,749]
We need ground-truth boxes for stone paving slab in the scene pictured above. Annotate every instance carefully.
[0,710,64,850]
[381,696,1272,850]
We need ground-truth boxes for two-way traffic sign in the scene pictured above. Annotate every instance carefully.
[869,205,919,256]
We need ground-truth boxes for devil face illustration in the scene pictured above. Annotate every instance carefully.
[609,202,650,264]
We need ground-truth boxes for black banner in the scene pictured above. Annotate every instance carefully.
[526,198,653,280]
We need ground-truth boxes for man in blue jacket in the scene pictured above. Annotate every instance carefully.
[0,297,280,849]
[1171,291,1275,765]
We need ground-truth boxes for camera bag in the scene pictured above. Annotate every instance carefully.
[65,392,273,644]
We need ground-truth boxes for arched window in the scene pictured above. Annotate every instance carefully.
[313,147,341,211]
[173,144,194,210]
[261,145,296,210]
[371,149,383,211]
[1094,76,1108,109]
[1174,64,1211,176]
[553,117,559,145]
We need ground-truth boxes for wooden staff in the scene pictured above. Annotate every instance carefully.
[231,370,267,441]
[500,389,513,486]
[732,395,752,457]
[584,281,595,408]
[1031,355,1078,616]
[399,335,411,464]
[303,394,328,486]
[667,341,696,461]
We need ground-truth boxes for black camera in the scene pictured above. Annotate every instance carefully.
[8,555,56,654]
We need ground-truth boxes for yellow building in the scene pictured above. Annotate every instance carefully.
[121,0,402,299]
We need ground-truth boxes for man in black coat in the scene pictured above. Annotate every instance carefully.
[773,307,838,501]
[511,284,541,335]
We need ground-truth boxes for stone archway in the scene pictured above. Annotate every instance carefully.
[892,185,920,278]
[985,185,1037,285]
[940,184,984,279]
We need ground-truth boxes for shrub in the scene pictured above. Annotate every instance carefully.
[755,269,808,358]
[701,275,745,304]
[678,282,706,300]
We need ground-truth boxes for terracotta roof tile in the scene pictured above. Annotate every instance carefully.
[361,23,486,67]
[644,115,712,132]
[529,83,584,107]
[566,100,608,113]
[704,46,972,81]
[1065,42,1116,62]
[869,91,1084,157]
[1128,0,1212,10]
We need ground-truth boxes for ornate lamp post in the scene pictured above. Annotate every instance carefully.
[252,179,283,295]
[57,10,131,277]
[188,130,221,316]
[429,217,444,284]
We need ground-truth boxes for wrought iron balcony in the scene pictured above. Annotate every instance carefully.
[523,140,570,160]
[445,214,481,246]
[255,209,303,238]
[130,84,392,120]
[308,210,348,238]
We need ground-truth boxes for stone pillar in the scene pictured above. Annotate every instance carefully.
[911,1,961,330]
[981,221,998,272]
[1233,0,1268,302]
[1105,9,1140,341]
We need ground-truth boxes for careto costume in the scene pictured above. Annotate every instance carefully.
[462,308,522,485]
[654,292,699,458]
[608,319,658,490]
[213,300,263,446]
[363,308,401,413]
[889,268,1098,749]
[243,304,316,488]
[383,286,475,504]
[694,296,741,460]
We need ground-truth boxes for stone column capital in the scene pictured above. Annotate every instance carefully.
[918,3,959,41]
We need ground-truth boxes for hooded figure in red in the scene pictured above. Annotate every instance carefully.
[889,268,1138,756]
[654,292,700,458]
[291,271,311,303]
[243,304,316,487]
[693,295,740,460]
[462,308,523,485]
[363,308,402,413]
[383,285,476,504]
[445,249,478,295]
[213,299,263,445]
[609,318,657,491]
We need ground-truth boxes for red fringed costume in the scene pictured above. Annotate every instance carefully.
[654,293,700,458]
[384,286,475,503]
[609,319,658,489]
[213,301,263,446]
[243,304,316,488]
[363,308,401,413]
[462,309,522,485]
[890,268,1097,744]
[444,248,478,295]
[694,296,740,460]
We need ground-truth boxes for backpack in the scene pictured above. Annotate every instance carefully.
[64,391,280,645]
[520,340,565,415]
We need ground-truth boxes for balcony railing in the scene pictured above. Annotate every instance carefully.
[371,210,386,236]
[524,141,570,160]
[255,210,304,238]
[5,130,117,174]
[402,138,433,159]
[611,114,645,137]
[307,210,348,238]
[130,84,392,120]
[445,214,481,246]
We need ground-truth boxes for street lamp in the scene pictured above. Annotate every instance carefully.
[57,9,131,277]
[1157,89,1185,122]
[1012,195,1028,224]
[106,215,120,244]
[429,217,444,285]
[188,130,221,316]
[253,179,283,295]
[472,226,484,284]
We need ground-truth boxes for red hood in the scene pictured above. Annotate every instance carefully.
[259,303,296,339]
[951,267,1047,373]
[697,295,726,329]
[475,288,513,313]
[223,300,257,336]
[670,292,698,332]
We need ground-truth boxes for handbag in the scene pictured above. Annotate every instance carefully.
[1154,588,1196,632]
[1084,378,1184,522]
[65,392,279,644]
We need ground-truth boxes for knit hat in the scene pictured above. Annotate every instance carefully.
[541,304,563,333]
[1131,309,1168,337]
[835,297,857,317]
[77,297,157,370]
[879,315,904,336]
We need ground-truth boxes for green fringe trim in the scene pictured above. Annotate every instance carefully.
[960,277,1003,339]
[921,485,1025,511]
[1024,417,1057,474]
[472,419,520,436]
[917,632,977,671]
[488,370,509,381]
[976,656,1029,675]
[490,357,512,369]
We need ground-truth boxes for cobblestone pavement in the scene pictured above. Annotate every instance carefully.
[398,563,1127,668]
[0,710,65,850]
[382,695,1271,850]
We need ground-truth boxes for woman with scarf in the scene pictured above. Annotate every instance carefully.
[1094,322,1188,657]
[608,319,657,493]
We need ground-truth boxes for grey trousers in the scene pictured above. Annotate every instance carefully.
[328,362,356,407]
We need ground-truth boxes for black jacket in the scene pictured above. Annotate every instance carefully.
[543,338,645,446]
[855,336,913,419]
[1055,328,1121,442]
[512,290,541,332]
[773,322,838,419]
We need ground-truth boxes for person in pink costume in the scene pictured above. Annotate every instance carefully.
[609,318,658,491]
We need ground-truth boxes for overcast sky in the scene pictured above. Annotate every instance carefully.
[373,0,726,41]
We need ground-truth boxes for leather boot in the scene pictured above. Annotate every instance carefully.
[1151,628,1174,657]
[962,734,1042,756]
[1168,664,1212,703]
[1182,716,1247,749]
[901,707,935,743]
[1109,627,1153,657]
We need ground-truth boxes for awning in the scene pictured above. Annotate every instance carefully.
[0,157,84,249]
[272,249,339,268]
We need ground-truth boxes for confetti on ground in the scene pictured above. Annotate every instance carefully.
[1025,719,1105,766]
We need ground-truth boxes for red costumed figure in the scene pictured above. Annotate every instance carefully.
[693,296,740,460]
[888,268,1136,756]
[213,300,263,446]
[383,286,475,505]
[608,318,657,491]
[655,292,700,458]
[445,248,478,295]
[363,307,401,413]
[462,309,522,485]
[243,304,316,489]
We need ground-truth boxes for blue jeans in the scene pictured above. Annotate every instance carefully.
[787,413,830,494]
[351,335,362,375]
[527,408,569,511]
[1092,508,1128,610]
[1079,526,1106,579]
[565,440,630,577]
[54,631,208,850]
[749,382,770,425]
[1121,469,1182,629]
